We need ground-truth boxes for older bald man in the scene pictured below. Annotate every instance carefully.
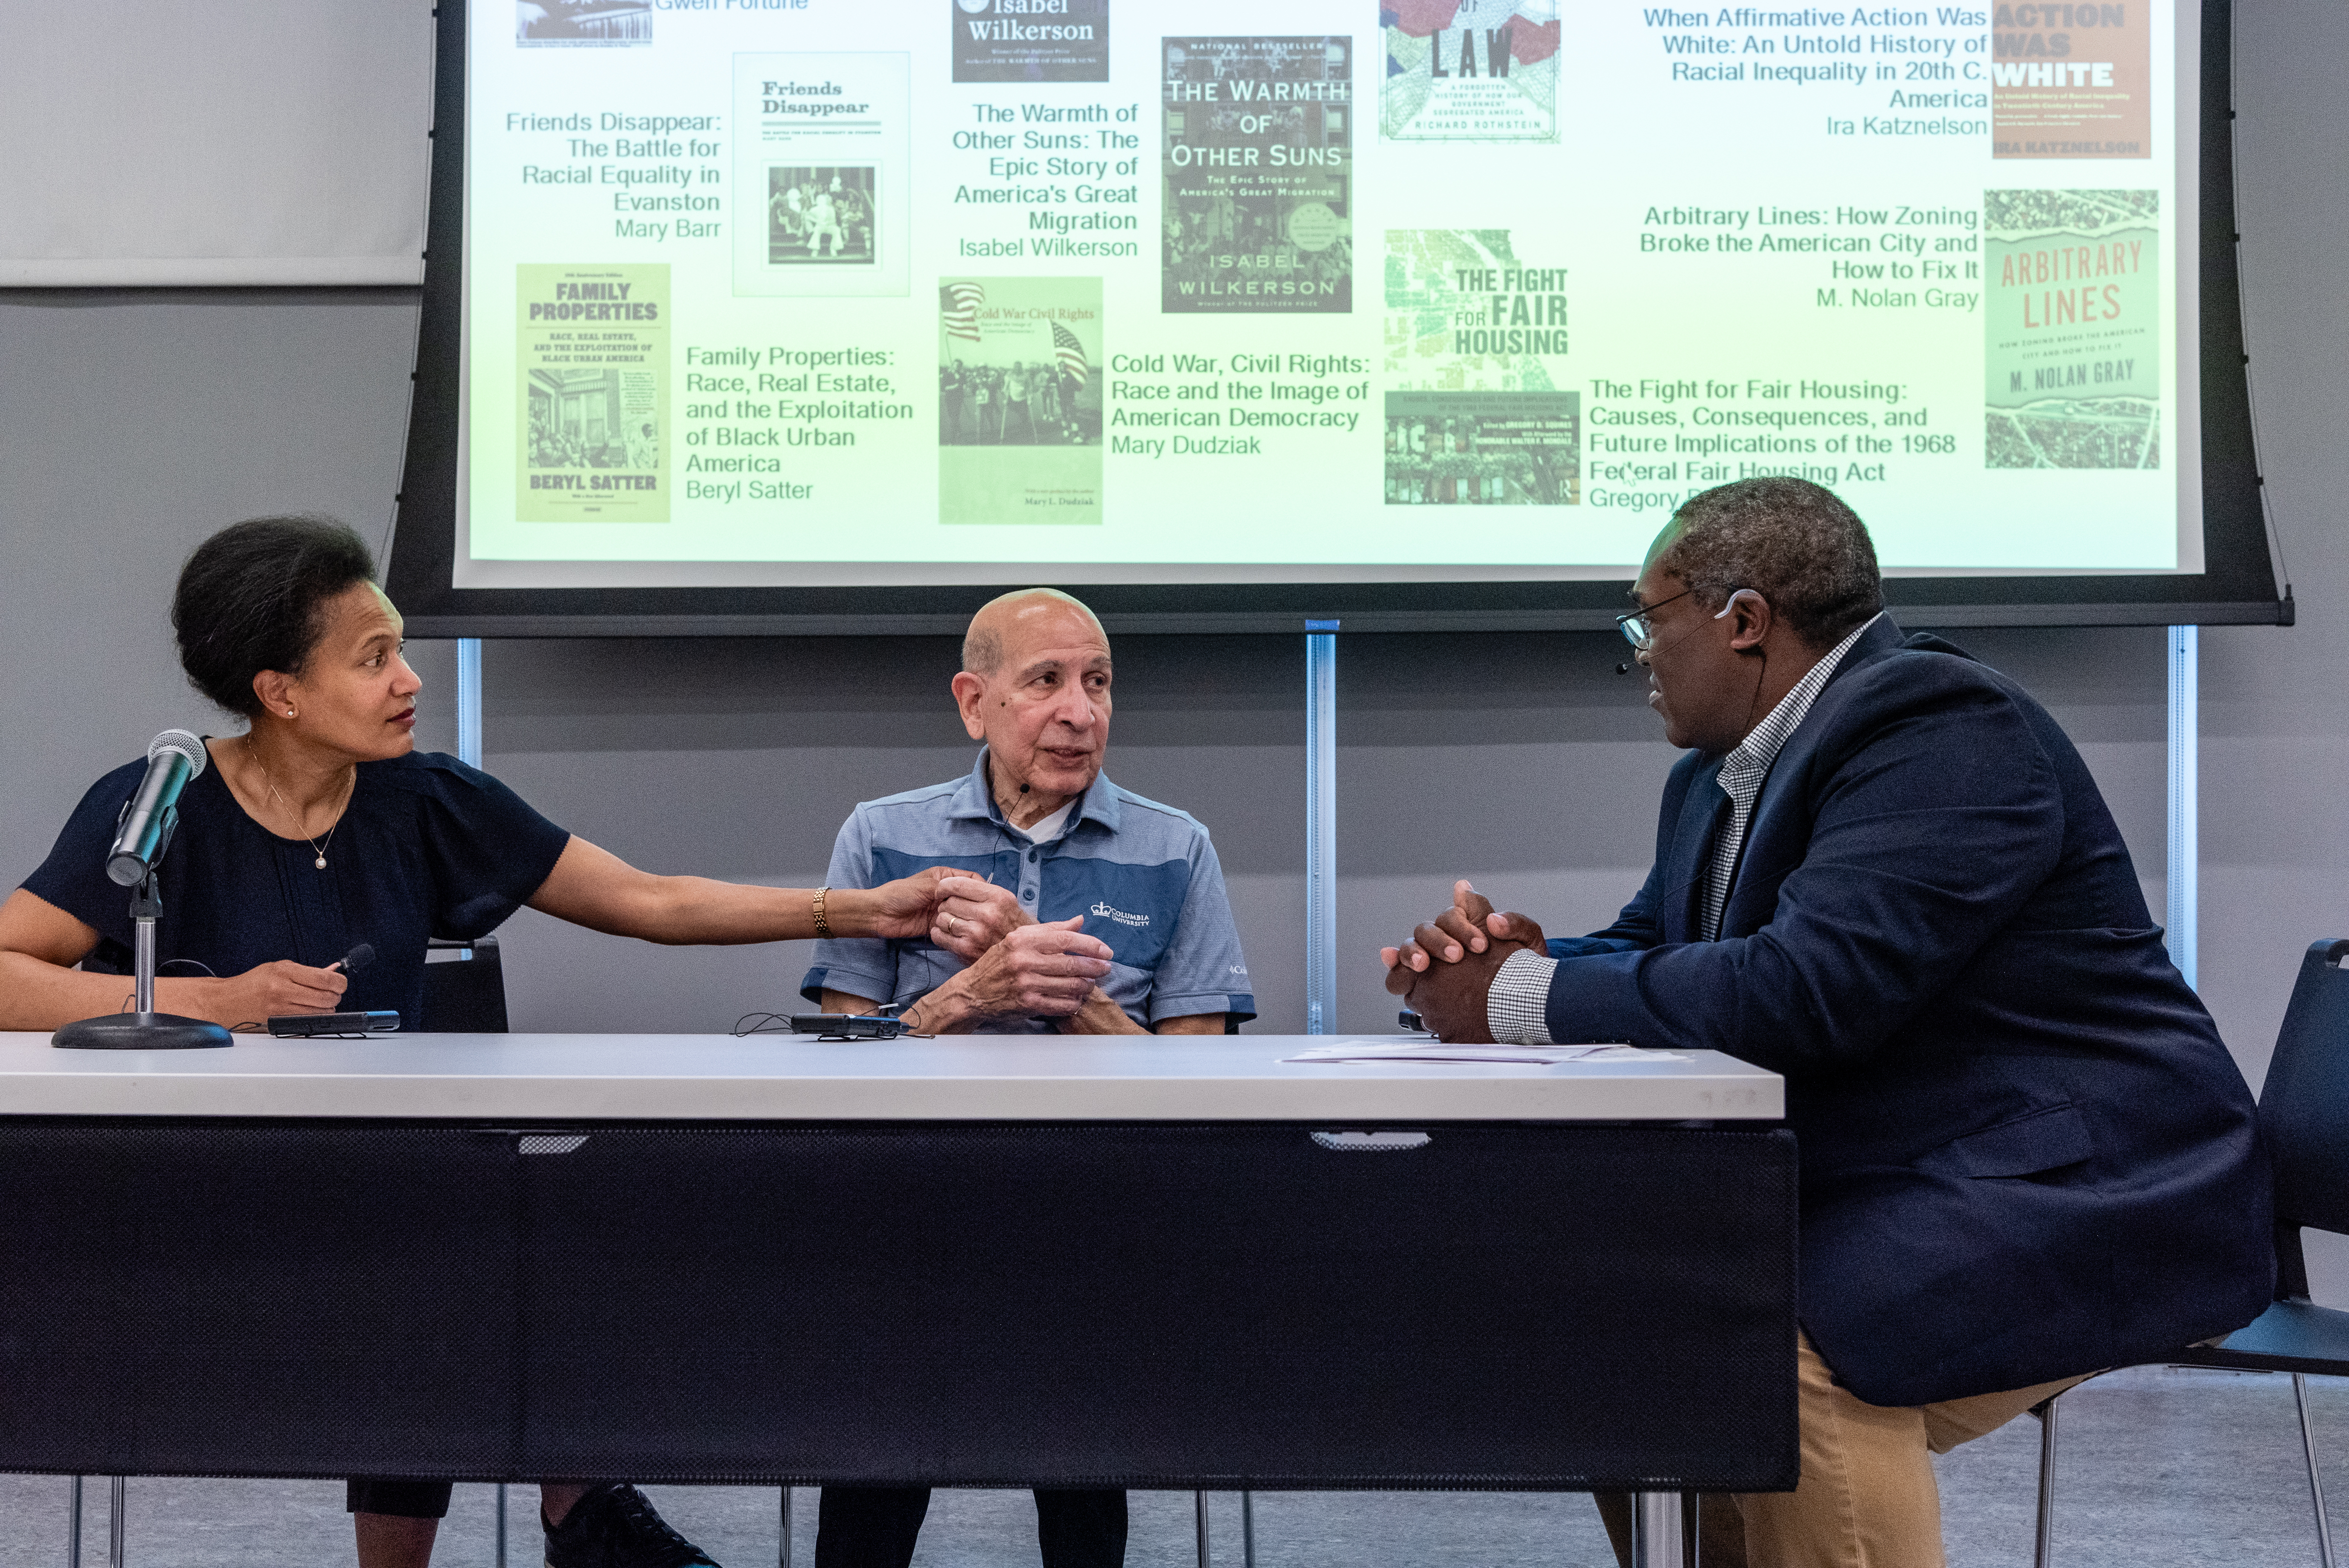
[802,588,1253,1568]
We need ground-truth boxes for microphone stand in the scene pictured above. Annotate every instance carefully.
[53,819,232,1051]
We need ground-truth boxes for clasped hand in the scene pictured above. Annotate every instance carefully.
[922,872,1112,1023]
[1378,880,1547,1044]
[862,867,1046,962]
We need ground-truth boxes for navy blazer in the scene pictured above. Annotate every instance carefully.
[1544,619,2272,1406]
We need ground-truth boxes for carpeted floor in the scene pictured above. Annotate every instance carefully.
[0,1366,2331,1568]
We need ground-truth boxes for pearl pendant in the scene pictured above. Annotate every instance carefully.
[314,855,327,871]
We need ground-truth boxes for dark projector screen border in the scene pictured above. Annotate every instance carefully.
[386,0,2289,639]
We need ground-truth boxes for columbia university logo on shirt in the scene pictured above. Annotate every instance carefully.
[1091,901,1151,928]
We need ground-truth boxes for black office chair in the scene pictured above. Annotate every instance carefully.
[2033,937,2349,1568]
[420,935,509,1033]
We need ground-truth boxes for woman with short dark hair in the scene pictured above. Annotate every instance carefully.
[0,514,952,1568]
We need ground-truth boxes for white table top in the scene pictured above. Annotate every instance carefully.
[0,1033,1781,1122]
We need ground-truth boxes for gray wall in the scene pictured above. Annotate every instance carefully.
[0,289,424,850]
[0,1,2339,1220]
[2194,5,2349,1095]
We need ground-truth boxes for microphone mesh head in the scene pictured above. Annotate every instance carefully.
[148,729,208,777]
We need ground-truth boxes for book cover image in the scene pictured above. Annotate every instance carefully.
[1380,0,1560,143]
[1385,391,1579,504]
[1384,229,1569,381]
[517,0,650,47]
[733,54,910,297]
[765,167,878,266]
[939,276,1104,524]
[516,263,669,523]
[952,0,1108,82]
[1984,189,2160,469]
[1991,2,2150,158]
[1383,231,1574,501]
[1163,36,1353,314]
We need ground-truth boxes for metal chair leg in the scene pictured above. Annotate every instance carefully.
[780,1486,793,1568]
[107,1477,124,1568]
[1630,1492,1687,1568]
[1240,1490,1254,1568]
[66,1476,82,1568]
[1194,1491,1210,1568]
[2296,1373,2337,1568]
[496,1483,509,1568]
[2033,1396,2059,1568]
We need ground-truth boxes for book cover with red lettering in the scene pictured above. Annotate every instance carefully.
[1983,189,2159,468]
[1380,0,1560,143]
[1991,1,2151,159]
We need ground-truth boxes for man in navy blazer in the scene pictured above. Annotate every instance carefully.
[1385,478,2271,1568]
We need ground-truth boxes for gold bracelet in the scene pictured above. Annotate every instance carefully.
[812,885,832,940]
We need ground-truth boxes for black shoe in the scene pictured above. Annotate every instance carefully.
[544,1484,722,1568]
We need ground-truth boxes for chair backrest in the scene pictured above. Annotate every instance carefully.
[2257,938,2349,1297]
[419,935,510,1034]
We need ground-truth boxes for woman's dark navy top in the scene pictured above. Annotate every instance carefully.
[22,749,570,1027]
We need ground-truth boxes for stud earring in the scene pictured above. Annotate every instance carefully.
[286,709,297,718]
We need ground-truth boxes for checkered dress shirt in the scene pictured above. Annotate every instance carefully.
[1485,612,1885,1046]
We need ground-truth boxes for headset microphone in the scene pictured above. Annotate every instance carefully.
[1615,663,1632,675]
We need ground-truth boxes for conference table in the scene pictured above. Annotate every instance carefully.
[0,1032,1796,1568]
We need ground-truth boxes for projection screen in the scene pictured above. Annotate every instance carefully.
[388,0,2287,634]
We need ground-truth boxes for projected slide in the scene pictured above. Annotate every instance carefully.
[463,0,2192,587]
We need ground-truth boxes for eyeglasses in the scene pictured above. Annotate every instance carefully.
[1615,586,1699,651]
[1616,585,1748,651]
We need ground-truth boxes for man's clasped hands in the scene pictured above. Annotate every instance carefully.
[1376,879,1552,1046]
[892,871,1549,1039]
[883,868,1117,1025]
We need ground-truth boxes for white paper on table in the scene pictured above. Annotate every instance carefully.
[1281,1041,1686,1065]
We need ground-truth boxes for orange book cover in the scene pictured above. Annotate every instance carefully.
[1992,2,2152,159]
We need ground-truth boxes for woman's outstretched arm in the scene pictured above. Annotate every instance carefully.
[525,836,951,945]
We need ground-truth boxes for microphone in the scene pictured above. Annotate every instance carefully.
[55,728,232,1051]
[1615,663,1632,675]
[106,730,207,887]
[329,943,375,976]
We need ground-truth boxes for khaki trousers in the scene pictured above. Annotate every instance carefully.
[1596,1334,2092,1568]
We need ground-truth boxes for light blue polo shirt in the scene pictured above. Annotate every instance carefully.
[801,749,1255,1030]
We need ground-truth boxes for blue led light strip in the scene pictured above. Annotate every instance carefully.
[457,637,484,770]
[1304,622,1339,1034]
[2165,625,2198,990]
